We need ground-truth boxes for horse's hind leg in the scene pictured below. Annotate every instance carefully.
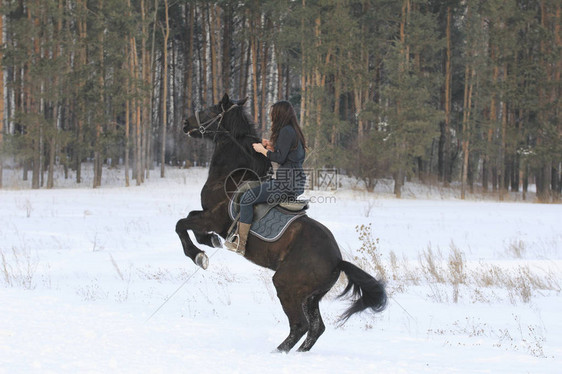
[273,274,309,352]
[297,292,327,352]
[275,296,309,353]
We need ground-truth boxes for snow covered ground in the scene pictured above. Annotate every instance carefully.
[1,166,561,373]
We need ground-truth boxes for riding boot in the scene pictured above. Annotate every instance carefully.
[224,222,251,256]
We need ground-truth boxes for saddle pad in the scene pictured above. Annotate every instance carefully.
[229,200,306,242]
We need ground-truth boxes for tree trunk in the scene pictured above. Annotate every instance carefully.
[47,0,64,189]
[129,35,142,185]
[522,162,529,200]
[439,6,452,185]
[185,3,194,111]
[222,5,232,94]
[354,88,364,140]
[553,164,561,202]
[498,63,508,201]
[461,64,474,200]
[331,73,341,146]
[393,169,403,198]
[276,42,284,101]
[139,0,149,183]
[312,16,329,151]
[260,19,270,133]
[209,4,219,104]
[93,0,105,188]
[0,11,4,188]
[30,11,41,190]
[160,0,170,178]
[182,2,194,167]
[238,31,248,99]
[146,0,159,178]
[552,3,562,202]
[251,16,259,126]
[484,50,498,193]
[47,132,56,189]
[125,96,130,187]
[241,23,252,100]
[300,0,307,128]
[75,0,87,184]
[537,162,552,203]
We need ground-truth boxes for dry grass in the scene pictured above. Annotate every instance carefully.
[506,238,527,258]
[15,198,33,218]
[354,224,561,305]
[1,245,38,289]
[419,246,446,283]
[426,314,548,358]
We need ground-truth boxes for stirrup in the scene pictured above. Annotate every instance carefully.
[224,233,241,252]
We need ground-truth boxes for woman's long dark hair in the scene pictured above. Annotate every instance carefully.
[270,101,307,150]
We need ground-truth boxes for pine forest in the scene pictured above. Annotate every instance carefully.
[0,0,560,202]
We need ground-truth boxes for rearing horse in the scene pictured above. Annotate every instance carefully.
[176,94,386,352]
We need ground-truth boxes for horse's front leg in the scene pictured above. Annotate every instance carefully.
[183,210,223,248]
[194,232,223,249]
[175,210,224,269]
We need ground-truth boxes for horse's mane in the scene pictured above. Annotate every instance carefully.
[216,104,271,177]
[227,105,261,141]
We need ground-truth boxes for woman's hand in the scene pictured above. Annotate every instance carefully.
[262,138,274,151]
[252,143,268,156]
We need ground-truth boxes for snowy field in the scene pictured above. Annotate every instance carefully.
[1,166,561,373]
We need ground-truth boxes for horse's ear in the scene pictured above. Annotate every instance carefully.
[221,93,230,106]
[235,97,248,106]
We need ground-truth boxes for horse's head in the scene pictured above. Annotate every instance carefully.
[183,93,251,140]
[184,93,271,178]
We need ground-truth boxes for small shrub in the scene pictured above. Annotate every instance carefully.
[355,223,386,280]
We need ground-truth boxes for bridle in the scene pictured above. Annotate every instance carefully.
[194,103,238,137]
[190,103,266,169]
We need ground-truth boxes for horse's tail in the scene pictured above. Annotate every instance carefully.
[337,260,387,323]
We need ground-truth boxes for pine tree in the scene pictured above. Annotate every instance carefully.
[383,0,443,197]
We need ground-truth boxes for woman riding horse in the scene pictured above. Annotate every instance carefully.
[178,94,386,352]
[225,101,307,255]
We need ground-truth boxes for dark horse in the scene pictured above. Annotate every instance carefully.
[176,94,386,352]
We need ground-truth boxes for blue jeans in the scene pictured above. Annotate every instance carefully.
[239,174,305,224]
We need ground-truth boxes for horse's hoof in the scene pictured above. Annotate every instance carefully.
[195,253,209,270]
[211,234,222,248]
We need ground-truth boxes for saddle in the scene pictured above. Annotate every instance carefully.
[228,181,308,242]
